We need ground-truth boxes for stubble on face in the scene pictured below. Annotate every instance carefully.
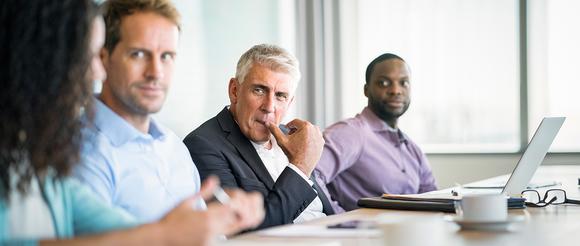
[366,59,411,128]
[101,12,178,119]
[230,64,293,144]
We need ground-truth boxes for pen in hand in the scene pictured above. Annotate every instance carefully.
[212,186,231,204]
[213,186,247,221]
[279,124,298,135]
[192,176,231,209]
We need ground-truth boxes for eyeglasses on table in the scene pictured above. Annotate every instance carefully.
[521,189,580,207]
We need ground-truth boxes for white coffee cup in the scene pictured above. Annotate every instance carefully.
[456,194,508,222]
[378,213,445,246]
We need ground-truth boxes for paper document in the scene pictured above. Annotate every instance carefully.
[371,192,526,211]
[257,225,381,238]
[463,180,561,189]
[382,193,461,201]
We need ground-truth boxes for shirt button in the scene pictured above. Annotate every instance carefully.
[401,169,406,173]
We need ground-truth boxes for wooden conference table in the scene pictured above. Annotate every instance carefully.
[225,165,580,246]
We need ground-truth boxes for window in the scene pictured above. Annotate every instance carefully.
[339,0,520,152]
[528,0,580,152]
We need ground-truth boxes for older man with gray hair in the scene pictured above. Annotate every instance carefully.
[184,44,334,230]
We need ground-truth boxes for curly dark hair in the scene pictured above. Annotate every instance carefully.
[0,0,98,199]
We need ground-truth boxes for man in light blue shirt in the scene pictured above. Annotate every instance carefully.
[77,100,204,222]
[74,0,204,223]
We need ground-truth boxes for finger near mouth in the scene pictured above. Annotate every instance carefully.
[255,120,266,125]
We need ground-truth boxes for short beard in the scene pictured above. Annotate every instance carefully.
[111,86,165,116]
[368,99,410,127]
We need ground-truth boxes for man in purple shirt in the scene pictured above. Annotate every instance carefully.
[314,53,437,212]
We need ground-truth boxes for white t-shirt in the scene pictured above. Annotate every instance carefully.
[8,171,55,239]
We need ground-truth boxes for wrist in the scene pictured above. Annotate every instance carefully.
[147,222,170,246]
[289,158,308,171]
[288,163,313,179]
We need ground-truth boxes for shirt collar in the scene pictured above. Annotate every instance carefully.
[361,106,408,143]
[250,135,275,151]
[92,96,166,146]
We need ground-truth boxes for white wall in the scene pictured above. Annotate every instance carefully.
[154,0,295,138]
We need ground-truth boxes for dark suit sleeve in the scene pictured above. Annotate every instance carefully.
[184,134,318,229]
[183,134,239,188]
[264,168,318,227]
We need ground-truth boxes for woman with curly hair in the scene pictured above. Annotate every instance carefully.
[0,0,263,245]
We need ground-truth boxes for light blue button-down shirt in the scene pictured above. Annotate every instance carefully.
[74,98,204,223]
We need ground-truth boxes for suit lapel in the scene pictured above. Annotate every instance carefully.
[216,108,275,189]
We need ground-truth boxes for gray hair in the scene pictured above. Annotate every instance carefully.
[235,44,301,91]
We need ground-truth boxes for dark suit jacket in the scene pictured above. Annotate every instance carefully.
[183,107,334,229]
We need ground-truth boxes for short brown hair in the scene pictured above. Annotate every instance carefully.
[103,0,181,53]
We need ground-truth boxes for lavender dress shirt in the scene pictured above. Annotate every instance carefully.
[314,107,437,212]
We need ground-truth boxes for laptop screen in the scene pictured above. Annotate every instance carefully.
[501,117,565,196]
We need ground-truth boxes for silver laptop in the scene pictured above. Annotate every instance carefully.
[460,117,565,196]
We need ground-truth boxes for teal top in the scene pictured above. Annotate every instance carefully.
[0,175,137,245]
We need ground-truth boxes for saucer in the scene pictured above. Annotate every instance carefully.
[444,215,525,231]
